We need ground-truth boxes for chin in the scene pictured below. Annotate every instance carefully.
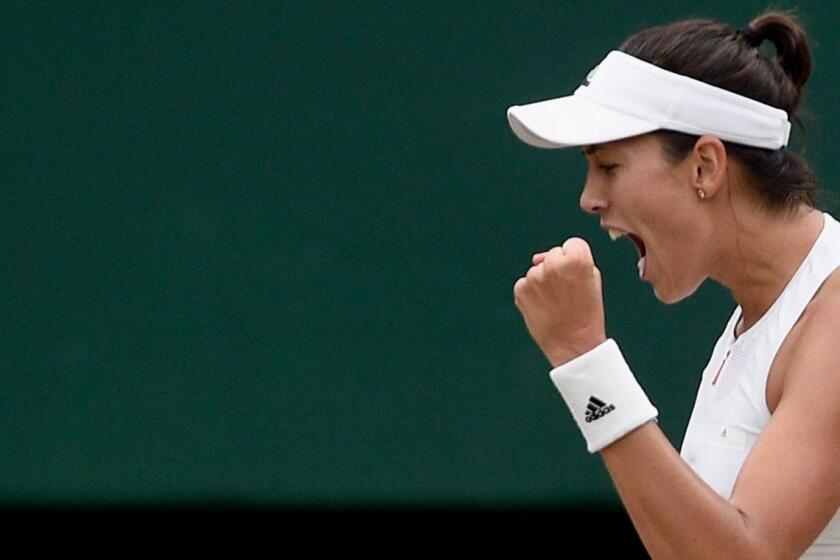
[651,278,703,304]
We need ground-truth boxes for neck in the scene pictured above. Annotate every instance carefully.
[713,205,824,337]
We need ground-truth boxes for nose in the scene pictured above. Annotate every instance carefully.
[579,177,609,215]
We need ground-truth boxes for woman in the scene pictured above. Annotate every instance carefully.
[508,11,840,559]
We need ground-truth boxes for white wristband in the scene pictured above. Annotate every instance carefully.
[549,338,658,453]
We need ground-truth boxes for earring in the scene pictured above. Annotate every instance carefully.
[697,189,707,199]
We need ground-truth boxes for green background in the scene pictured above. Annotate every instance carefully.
[3,1,838,507]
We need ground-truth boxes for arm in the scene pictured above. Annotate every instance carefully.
[600,295,840,559]
[515,243,840,559]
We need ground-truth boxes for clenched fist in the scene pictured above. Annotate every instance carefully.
[513,237,607,367]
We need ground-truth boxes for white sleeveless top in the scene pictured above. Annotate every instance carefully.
[680,211,840,558]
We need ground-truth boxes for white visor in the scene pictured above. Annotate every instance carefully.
[507,50,791,150]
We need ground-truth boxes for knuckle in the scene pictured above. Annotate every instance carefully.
[513,277,529,309]
[563,236,587,249]
[569,254,590,270]
[563,237,588,252]
[543,247,566,271]
[563,237,594,265]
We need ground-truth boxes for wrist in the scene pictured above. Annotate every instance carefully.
[545,337,608,368]
[548,338,658,453]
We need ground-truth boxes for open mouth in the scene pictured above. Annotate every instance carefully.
[626,233,647,258]
[606,227,648,278]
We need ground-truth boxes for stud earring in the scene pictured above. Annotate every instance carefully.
[697,189,707,199]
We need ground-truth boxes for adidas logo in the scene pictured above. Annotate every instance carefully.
[585,395,616,423]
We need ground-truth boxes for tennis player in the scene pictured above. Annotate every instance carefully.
[508,11,840,559]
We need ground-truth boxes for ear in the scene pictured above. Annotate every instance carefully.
[689,136,728,199]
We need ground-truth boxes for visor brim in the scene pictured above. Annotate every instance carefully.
[507,95,660,149]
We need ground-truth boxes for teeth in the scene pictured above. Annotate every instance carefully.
[607,228,625,241]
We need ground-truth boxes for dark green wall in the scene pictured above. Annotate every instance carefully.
[3,1,838,506]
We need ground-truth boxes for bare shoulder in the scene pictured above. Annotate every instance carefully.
[783,264,840,396]
[796,265,840,344]
[767,266,840,411]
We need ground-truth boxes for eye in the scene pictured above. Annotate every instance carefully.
[598,164,618,174]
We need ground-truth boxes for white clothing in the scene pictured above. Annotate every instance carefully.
[680,211,840,558]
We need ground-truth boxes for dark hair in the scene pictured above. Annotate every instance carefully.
[619,11,817,214]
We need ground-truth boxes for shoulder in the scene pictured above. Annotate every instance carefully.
[797,264,840,339]
[781,264,840,402]
[768,265,840,408]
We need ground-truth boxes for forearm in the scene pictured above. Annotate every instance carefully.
[601,422,772,560]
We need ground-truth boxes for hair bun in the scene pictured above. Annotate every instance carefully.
[738,26,763,48]
[750,11,811,93]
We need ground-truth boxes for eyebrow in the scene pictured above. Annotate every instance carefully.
[581,145,600,156]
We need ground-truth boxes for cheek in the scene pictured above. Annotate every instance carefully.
[640,179,694,237]
[638,202,688,246]
[654,222,702,275]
